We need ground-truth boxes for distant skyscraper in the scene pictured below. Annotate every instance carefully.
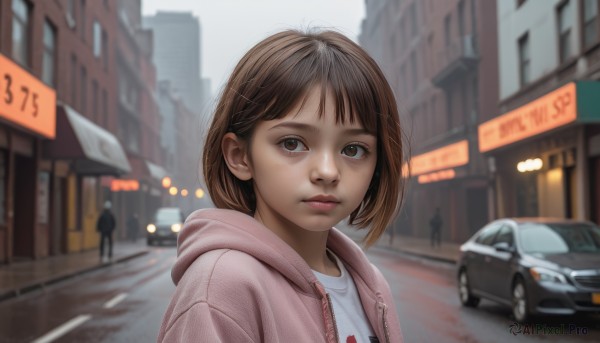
[143,11,206,112]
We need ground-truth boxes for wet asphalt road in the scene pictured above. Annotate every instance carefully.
[370,248,600,343]
[0,245,598,343]
[0,247,176,343]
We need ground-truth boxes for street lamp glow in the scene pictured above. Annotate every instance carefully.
[169,186,178,196]
[517,158,543,173]
[181,189,188,197]
[195,188,205,199]
[162,176,172,188]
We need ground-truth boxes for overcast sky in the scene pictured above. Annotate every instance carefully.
[142,0,366,96]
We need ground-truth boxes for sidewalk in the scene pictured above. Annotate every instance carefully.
[0,227,459,303]
[0,240,150,302]
[337,222,461,264]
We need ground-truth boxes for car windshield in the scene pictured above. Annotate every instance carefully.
[519,223,600,254]
[155,209,182,225]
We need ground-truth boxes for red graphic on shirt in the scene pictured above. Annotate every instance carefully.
[346,336,357,343]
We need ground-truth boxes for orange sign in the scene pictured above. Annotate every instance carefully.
[110,179,140,192]
[409,140,469,176]
[418,169,456,184]
[0,54,56,138]
[478,82,577,153]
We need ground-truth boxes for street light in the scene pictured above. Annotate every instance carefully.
[195,188,205,199]
[162,176,172,188]
[169,186,178,196]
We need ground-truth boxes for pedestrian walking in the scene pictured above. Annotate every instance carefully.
[430,207,443,248]
[158,29,406,342]
[97,201,116,261]
[127,212,140,242]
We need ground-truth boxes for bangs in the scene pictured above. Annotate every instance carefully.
[232,32,382,136]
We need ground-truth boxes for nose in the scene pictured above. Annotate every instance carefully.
[310,150,340,184]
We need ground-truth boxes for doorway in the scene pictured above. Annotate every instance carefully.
[13,154,35,259]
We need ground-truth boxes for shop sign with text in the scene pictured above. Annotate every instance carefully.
[408,140,469,176]
[478,81,600,153]
[0,54,56,138]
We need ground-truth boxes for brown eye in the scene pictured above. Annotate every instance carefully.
[283,139,299,150]
[280,138,306,152]
[342,145,367,159]
[344,146,358,156]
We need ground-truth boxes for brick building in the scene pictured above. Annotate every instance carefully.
[0,0,167,263]
[483,0,600,224]
[360,0,499,243]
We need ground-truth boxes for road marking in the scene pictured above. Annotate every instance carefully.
[31,314,91,343]
[103,292,128,309]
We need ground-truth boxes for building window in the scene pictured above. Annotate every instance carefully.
[102,89,108,128]
[400,64,407,99]
[93,21,102,58]
[410,51,418,91]
[102,29,109,70]
[518,33,530,86]
[80,0,86,42]
[458,0,465,37]
[66,0,76,28]
[12,0,30,67]
[410,2,418,37]
[558,0,574,62]
[71,54,77,104]
[42,20,56,86]
[92,79,98,121]
[583,0,599,49]
[444,14,452,46]
[80,66,87,114]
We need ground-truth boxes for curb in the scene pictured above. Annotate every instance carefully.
[371,243,457,265]
[0,249,150,303]
[345,233,458,265]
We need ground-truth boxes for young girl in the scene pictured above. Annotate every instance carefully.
[158,29,405,343]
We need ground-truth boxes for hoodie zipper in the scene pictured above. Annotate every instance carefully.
[381,303,390,343]
[326,293,340,343]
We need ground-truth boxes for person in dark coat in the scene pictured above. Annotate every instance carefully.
[430,207,443,248]
[97,201,116,260]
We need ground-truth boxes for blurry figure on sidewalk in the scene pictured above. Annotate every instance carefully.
[429,207,442,248]
[97,201,116,261]
[127,212,140,242]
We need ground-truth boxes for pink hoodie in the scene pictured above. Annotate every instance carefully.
[157,208,403,342]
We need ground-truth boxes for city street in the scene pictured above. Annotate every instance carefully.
[1,245,599,343]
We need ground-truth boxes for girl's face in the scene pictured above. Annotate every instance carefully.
[247,86,377,236]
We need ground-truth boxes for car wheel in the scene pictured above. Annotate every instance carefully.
[458,269,480,307]
[512,277,529,322]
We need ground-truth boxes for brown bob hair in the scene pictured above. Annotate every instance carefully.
[203,29,405,247]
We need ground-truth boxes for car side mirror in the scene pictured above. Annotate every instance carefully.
[493,242,515,254]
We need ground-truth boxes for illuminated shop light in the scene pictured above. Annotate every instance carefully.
[162,176,172,188]
[169,186,178,196]
[517,158,543,173]
[417,169,456,184]
[181,189,188,197]
[195,188,205,199]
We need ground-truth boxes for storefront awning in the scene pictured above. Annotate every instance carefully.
[43,104,131,175]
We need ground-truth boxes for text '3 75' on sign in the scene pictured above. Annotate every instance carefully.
[0,53,56,139]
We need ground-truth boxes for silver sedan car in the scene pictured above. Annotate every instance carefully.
[457,218,600,322]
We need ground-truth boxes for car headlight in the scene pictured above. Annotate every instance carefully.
[529,267,568,284]
[147,224,156,233]
[171,223,182,233]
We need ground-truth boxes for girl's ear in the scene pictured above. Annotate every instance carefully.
[221,132,253,181]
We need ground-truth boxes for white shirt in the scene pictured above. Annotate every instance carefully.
[313,251,376,343]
